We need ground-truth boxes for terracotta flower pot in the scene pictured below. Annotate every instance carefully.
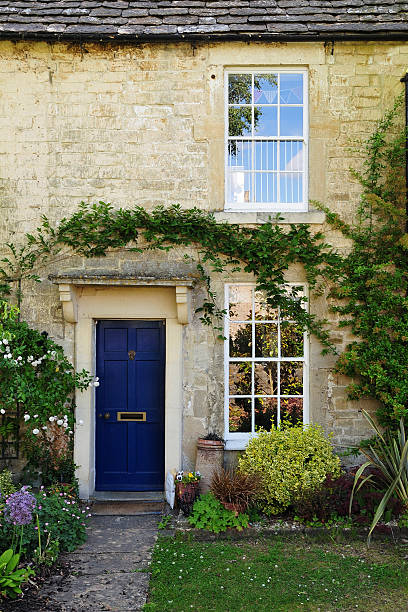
[221,501,248,516]
[195,438,224,494]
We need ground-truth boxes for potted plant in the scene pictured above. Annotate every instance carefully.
[211,468,261,516]
[196,433,225,494]
[175,471,201,516]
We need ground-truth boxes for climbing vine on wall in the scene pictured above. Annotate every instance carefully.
[1,95,408,430]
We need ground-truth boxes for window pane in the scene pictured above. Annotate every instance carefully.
[254,106,278,137]
[279,173,303,204]
[254,291,279,321]
[279,141,303,171]
[227,169,252,204]
[229,106,252,137]
[281,323,303,358]
[254,74,278,104]
[229,398,252,432]
[255,362,278,395]
[281,398,303,425]
[255,397,277,431]
[254,141,278,171]
[254,172,277,204]
[229,362,252,395]
[228,140,252,171]
[228,74,252,104]
[229,285,253,321]
[280,73,303,104]
[280,106,303,137]
[255,323,278,358]
[280,362,303,395]
[229,322,252,357]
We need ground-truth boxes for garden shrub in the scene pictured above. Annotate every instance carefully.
[238,423,341,515]
[0,486,89,557]
[188,492,249,533]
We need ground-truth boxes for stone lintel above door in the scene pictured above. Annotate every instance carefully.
[49,273,194,326]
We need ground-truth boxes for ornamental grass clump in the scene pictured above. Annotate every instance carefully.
[238,423,341,515]
[211,468,261,515]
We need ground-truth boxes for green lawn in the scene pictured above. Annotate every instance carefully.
[144,533,408,611]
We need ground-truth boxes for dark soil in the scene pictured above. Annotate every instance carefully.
[0,559,71,612]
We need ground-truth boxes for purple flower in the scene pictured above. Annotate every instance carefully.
[4,487,36,526]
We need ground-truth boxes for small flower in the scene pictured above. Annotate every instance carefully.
[42,426,47,430]
[2,339,8,345]
[32,428,40,435]
[24,414,30,422]
[33,414,38,418]
[93,381,100,387]
[49,416,55,422]
[57,419,63,426]
[0,409,5,415]
[17,356,22,361]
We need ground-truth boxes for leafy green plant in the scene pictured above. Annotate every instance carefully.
[0,470,16,501]
[0,303,95,484]
[0,548,34,599]
[157,515,172,530]
[238,422,341,515]
[188,492,249,533]
[350,410,408,544]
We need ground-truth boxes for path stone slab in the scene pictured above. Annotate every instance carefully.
[77,528,157,553]
[89,514,160,530]
[44,572,149,611]
[63,552,150,575]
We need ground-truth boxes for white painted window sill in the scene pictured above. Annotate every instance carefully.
[224,438,250,451]
[214,210,325,225]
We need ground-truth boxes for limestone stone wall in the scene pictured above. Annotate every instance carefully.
[0,38,406,470]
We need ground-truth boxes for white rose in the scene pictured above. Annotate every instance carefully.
[32,428,39,435]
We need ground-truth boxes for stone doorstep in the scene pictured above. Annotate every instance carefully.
[90,500,166,515]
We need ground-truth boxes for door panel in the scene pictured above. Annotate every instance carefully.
[95,320,165,491]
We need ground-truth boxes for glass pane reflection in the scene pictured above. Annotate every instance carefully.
[229,362,252,396]
[281,398,303,425]
[280,73,303,104]
[229,286,252,321]
[229,398,252,432]
[255,323,278,358]
[228,74,252,104]
[255,362,278,395]
[281,323,303,357]
[255,397,277,431]
[280,362,303,395]
[254,74,278,104]
[229,323,252,357]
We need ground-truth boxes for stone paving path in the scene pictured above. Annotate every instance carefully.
[41,514,159,611]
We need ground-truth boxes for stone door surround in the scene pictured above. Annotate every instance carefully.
[50,273,193,499]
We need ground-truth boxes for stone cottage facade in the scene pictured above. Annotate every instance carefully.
[0,1,407,498]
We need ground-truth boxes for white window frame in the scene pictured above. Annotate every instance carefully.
[224,282,309,450]
[224,68,309,213]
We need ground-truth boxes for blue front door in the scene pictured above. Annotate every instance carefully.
[95,320,165,491]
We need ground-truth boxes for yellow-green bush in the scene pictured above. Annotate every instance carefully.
[238,423,341,515]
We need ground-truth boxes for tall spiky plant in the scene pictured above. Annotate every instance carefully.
[350,410,408,544]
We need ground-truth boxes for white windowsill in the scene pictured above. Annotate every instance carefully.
[224,438,251,451]
[214,209,325,225]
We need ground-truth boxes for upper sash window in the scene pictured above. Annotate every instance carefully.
[225,70,308,212]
